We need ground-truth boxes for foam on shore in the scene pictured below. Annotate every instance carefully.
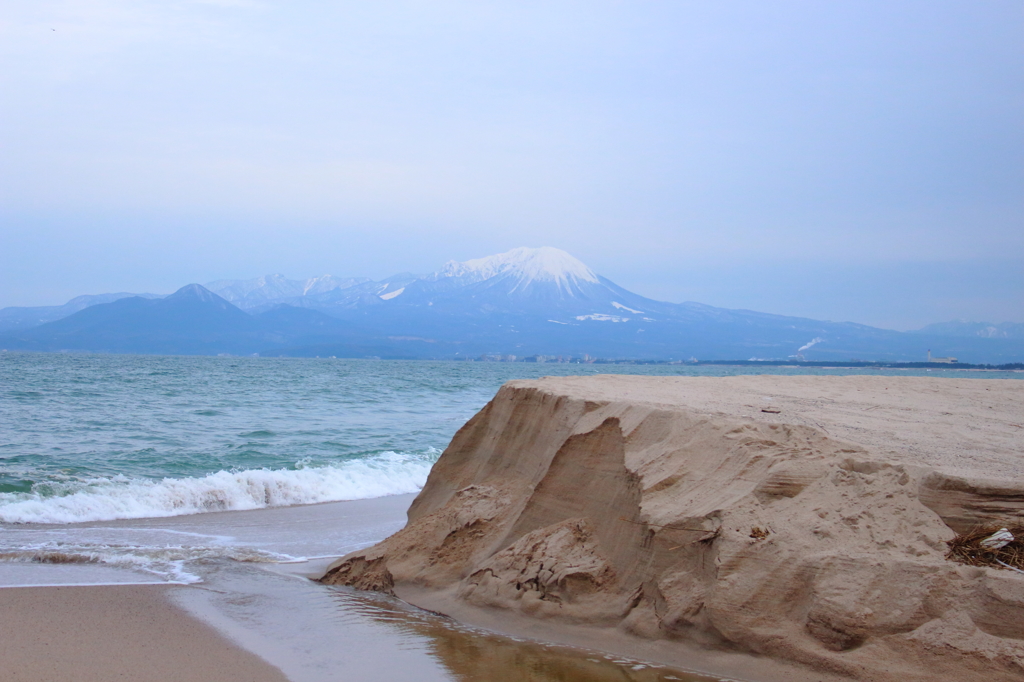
[0,449,438,524]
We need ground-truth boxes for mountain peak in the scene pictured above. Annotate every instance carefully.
[439,247,599,291]
[168,283,224,303]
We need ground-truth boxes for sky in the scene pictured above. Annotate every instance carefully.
[1,0,1021,330]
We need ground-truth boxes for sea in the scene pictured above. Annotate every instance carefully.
[1,352,1019,681]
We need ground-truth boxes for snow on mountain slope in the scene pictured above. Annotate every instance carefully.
[302,274,364,296]
[436,247,599,293]
[913,320,1024,340]
[206,274,298,302]
[612,301,644,314]
[205,248,608,314]
[206,274,369,309]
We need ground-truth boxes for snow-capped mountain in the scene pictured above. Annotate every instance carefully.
[2,247,1022,363]
[372,247,704,323]
[209,248,622,312]
[205,274,370,310]
[182,248,678,319]
[248,247,1020,363]
[434,246,600,295]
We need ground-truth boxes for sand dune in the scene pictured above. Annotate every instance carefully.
[323,375,1024,681]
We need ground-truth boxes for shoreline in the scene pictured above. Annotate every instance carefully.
[3,349,1023,371]
[0,555,803,682]
[395,583,842,682]
[2,494,730,682]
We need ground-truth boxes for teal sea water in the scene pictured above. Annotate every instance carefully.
[1,352,1019,524]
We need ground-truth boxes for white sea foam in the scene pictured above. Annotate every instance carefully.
[0,541,308,584]
[0,450,438,525]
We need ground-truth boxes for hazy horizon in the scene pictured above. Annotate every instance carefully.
[2,1,1021,331]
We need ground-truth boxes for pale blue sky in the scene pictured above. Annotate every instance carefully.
[1,0,1021,329]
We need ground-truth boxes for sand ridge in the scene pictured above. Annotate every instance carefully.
[324,375,1024,681]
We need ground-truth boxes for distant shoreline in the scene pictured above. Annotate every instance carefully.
[2,348,1022,371]
[607,359,1024,370]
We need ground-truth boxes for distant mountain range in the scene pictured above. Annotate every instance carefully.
[0,292,164,332]
[911,320,1024,340]
[1,247,1022,363]
[205,274,372,311]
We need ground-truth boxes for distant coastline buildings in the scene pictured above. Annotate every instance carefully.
[927,349,958,364]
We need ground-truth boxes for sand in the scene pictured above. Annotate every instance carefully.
[3,493,724,682]
[530,374,1024,478]
[0,585,288,682]
[323,375,1024,682]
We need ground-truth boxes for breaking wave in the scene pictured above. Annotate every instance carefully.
[0,450,439,524]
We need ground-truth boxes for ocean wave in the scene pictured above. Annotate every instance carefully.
[0,450,439,524]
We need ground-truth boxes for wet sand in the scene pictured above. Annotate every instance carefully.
[0,584,288,682]
[1,494,722,682]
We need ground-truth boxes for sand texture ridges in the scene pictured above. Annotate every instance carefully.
[323,375,1024,681]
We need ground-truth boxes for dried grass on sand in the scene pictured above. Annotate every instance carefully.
[946,524,1024,572]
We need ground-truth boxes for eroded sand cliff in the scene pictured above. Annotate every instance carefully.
[323,375,1024,681]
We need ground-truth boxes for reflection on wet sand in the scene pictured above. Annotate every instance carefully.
[326,586,716,682]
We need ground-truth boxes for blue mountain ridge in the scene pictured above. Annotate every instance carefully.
[0,292,164,332]
[1,248,1021,363]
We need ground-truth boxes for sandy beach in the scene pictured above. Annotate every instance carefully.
[0,585,288,682]
[524,373,1024,478]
